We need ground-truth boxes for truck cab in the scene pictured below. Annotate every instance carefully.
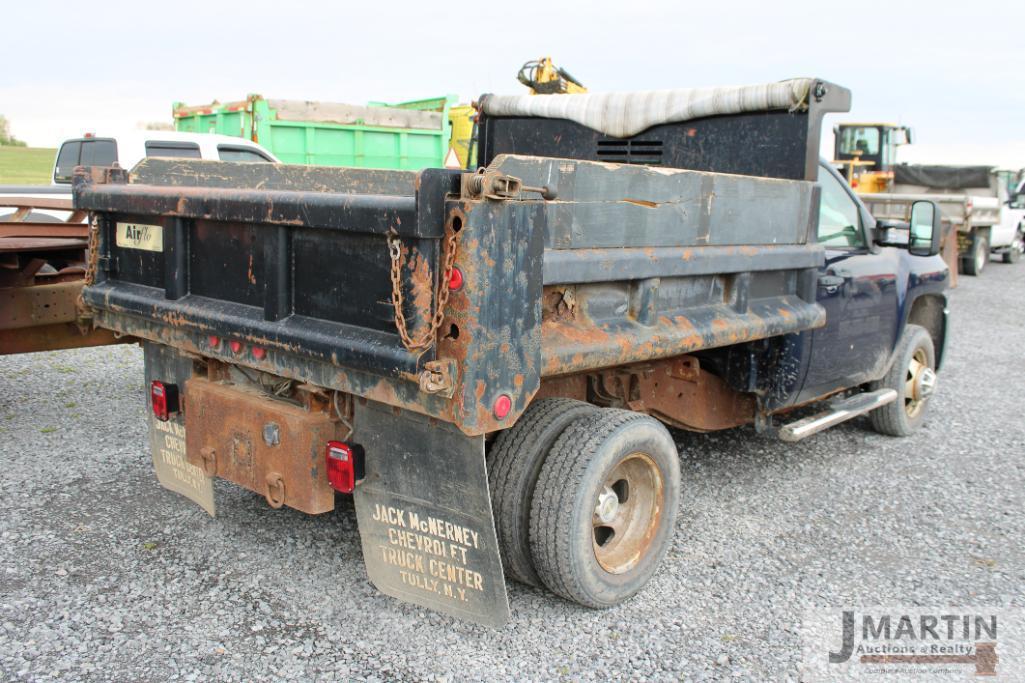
[796,160,948,408]
[52,131,277,185]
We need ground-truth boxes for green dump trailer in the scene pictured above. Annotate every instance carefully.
[173,94,456,170]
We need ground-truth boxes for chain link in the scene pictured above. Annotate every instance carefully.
[387,226,458,352]
[77,216,101,313]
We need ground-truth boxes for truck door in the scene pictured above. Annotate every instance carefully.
[798,164,901,401]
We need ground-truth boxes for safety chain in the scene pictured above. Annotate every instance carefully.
[77,216,101,312]
[387,225,458,352]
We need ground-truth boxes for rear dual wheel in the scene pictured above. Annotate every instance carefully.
[962,231,989,276]
[490,401,681,608]
[1002,231,1023,264]
[530,410,681,608]
[488,398,598,586]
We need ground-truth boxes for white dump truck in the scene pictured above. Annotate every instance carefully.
[862,165,1025,275]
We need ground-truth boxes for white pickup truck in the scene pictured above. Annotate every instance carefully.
[1,131,277,222]
[861,165,1025,275]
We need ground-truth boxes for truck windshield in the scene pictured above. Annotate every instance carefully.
[839,126,880,156]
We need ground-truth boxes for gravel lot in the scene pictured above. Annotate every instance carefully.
[1,260,1023,682]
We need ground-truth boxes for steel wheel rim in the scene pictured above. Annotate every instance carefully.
[976,238,988,272]
[904,347,933,418]
[592,452,664,574]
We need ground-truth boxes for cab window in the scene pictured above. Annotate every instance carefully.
[53,139,118,183]
[217,146,273,163]
[839,126,880,156]
[53,141,81,183]
[145,141,201,159]
[818,168,865,248]
[80,139,116,167]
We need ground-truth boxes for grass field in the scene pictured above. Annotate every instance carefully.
[0,146,56,184]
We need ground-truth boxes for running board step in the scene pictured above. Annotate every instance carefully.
[778,389,898,442]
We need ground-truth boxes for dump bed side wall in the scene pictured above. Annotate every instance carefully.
[489,156,825,378]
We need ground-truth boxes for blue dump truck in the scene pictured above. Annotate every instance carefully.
[72,78,948,626]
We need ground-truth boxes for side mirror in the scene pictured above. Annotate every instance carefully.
[908,200,942,257]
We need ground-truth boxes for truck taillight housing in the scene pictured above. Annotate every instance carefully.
[448,267,464,291]
[150,381,180,421]
[326,441,363,494]
[493,394,512,420]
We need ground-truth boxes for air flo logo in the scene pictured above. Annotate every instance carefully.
[116,222,163,252]
[802,608,1022,680]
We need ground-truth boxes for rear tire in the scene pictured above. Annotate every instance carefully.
[487,398,597,586]
[1002,231,1023,264]
[962,231,989,276]
[529,409,681,608]
[869,324,936,437]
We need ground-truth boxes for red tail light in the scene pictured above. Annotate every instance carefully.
[208,335,221,349]
[448,267,464,291]
[251,346,267,360]
[493,394,512,420]
[150,381,179,421]
[229,340,243,354]
[326,441,363,494]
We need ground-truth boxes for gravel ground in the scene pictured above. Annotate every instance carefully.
[1,260,1023,682]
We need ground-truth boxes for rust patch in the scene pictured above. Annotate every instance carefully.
[183,377,343,514]
[593,356,755,431]
[407,248,433,337]
[621,198,658,209]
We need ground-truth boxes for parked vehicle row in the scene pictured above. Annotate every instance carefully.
[832,122,1025,276]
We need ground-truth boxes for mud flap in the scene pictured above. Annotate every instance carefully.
[353,401,509,627]
[142,342,215,516]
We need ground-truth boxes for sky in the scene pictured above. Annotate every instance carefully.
[2,0,1023,165]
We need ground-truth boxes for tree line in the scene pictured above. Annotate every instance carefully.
[0,115,27,147]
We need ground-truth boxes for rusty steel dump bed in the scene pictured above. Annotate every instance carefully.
[74,154,825,435]
[72,78,854,626]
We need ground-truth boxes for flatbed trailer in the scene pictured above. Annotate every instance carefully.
[0,196,123,354]
[73,78,949,626]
